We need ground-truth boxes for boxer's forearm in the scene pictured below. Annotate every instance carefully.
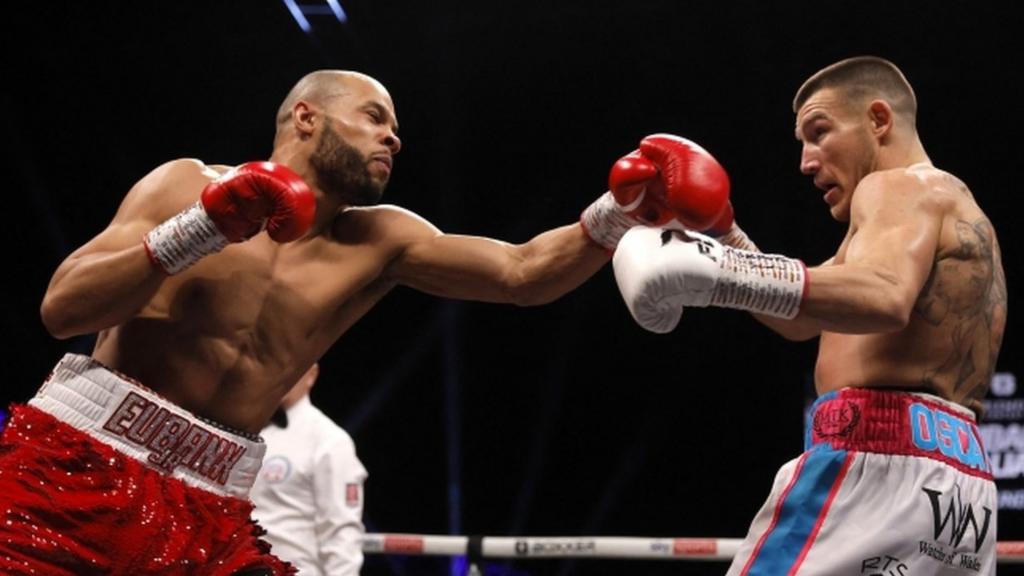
[41,245,165,339]
[506,223,609,305]
[390,223,607,306]
[751,313,822,341]
[794,264,918,333]
[753,264,916,339]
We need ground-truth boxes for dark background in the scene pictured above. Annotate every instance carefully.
[5,1,1021,574]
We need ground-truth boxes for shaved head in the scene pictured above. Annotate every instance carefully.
[274,70,389,136]
[794,56,917,128]
[272,69,398,205]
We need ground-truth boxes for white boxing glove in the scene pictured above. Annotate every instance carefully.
[613,226,807,333]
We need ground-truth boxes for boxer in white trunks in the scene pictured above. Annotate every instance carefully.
[612,56,1006,575]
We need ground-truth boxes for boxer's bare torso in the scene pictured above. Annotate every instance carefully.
[48,159,604,432]
[815,164,1006,415]
[87,161,413,431]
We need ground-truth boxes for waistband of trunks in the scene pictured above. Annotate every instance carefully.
[29,353,265,498]
[805,387,992,479]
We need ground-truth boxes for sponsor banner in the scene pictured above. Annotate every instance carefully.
[383,536,425,554]
[672,538,717,556]
[980,372,1024,511]
[361,534,427,554]
[514,539,596,557]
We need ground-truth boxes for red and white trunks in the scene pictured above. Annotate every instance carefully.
[0,354,295,575]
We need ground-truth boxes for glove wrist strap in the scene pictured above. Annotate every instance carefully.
[713,222,760,252]
[143,202,230,275]
[711,247,806,319]
[581,192,634,252]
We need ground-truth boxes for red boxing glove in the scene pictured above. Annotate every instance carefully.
[704,200,734,237]
[580,150,674,252]
[608,151,675,226]
[638,134,730,231]
[144,162,316,274]
[581,135,730,251]
[201,161,315,242]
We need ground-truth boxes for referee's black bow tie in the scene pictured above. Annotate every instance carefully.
[270,408,288,429]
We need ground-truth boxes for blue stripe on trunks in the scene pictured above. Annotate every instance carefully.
[745,445,848,575]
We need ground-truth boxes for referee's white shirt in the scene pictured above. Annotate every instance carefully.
[251,396,368,575]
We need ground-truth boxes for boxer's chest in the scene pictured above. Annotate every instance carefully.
[149,232,387,335]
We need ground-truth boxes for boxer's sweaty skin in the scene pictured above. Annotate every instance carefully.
[755,159,1006,418]
[56,158,604,434]
[750,81,1007,416]
[813,165,1005,416]
[43,73,610,434]
[90,159,405,432]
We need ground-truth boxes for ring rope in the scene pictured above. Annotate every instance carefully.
[363,534,1024,563]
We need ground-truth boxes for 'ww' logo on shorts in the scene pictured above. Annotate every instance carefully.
[922,484,992,554]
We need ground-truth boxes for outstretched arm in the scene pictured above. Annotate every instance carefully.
[385,214,608,306]
[387,133,732,307]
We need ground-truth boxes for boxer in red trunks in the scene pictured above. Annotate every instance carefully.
[1,70,730,574]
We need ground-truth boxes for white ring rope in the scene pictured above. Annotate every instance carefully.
[363,534,1024,564]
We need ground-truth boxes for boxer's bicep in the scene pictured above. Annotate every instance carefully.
[797,173,942,332]
[842,175,941,312]
[42,160,209,337]
[61,159,209,265]
[390,232,521,302]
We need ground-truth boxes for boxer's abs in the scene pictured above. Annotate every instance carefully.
[92,320,322,432]
[90,238,394,432]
